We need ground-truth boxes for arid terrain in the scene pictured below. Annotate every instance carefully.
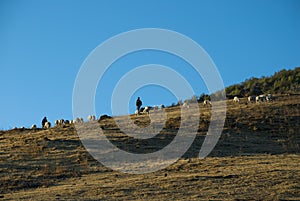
[0,94,299,200]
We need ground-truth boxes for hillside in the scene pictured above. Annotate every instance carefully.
[226,67,300,97]
[0,94,299,200]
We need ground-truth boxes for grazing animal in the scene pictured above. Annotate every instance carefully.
[88,115,96,121]
[31,124,37,129]
[248,95,256,103]
[72,117,84,124]
[44,121,51,129]
[182,102,190,109]
[203,100,211,106]
[139,107,145,112]
[152,104,165,111]
[143,106,150,114]
[255,96,259,103]
[55,119,65,126]
[266,94,274,102]
[136,106,153,115]
[233,96,240,102]
[153,105,159,110]
[256,95,266,103]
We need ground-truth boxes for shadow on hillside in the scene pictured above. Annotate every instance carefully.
[96,111,300,158]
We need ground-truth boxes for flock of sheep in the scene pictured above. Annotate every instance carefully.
[135,104,165,115]
[30,115,97,130]
[232,94,275,103]
[183,94,275,107]
[27,94,275,130]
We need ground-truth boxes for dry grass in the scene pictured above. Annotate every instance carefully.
[0,94,299,200]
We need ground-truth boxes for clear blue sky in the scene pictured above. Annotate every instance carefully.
[0,0,299,129]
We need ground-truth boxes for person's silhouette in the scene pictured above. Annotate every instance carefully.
[136,97,142,113]
[42,116,47,128]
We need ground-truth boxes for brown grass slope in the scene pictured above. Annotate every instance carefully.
[0,94,299,200]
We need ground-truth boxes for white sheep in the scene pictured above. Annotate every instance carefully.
[88,115,96,121]
[143,106,150,114]
[74,117,84,124]
[203,100,211,106]
[55,119,65,126]
[233,96,240,102]
[44,122,51,129]
[248,95,256,103]
[31,124,37,129]
[182,102,190,109]
[153,105,159,110]
[256,95,266,103]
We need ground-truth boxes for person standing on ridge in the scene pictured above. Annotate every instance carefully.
[136,97,142,114]
[42,116,47,128]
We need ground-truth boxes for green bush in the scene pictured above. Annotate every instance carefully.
[225,67,300,97]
